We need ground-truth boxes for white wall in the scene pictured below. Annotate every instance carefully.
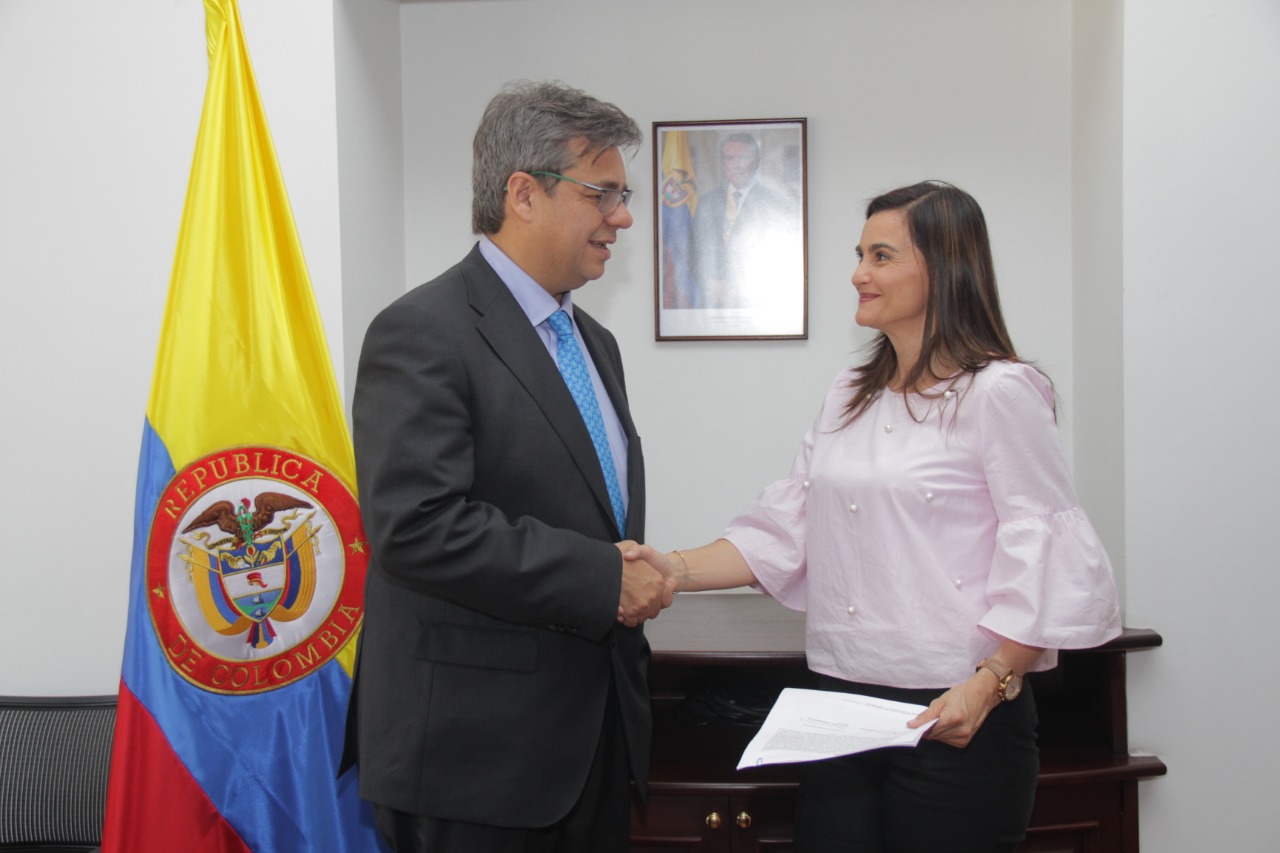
[1071,0,1126,586]
[5,0,1278,848]
[0,0,342,695]
[1122,1,1280,849]
[335,0,405,414]
[399,0,1080,552]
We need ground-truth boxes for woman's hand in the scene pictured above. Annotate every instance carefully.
[908,640,1044,747]
[907,670,1002,748]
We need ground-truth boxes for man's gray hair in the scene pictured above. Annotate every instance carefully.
[471,81,642,235]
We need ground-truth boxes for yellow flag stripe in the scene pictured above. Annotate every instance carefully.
[148,1,352,484]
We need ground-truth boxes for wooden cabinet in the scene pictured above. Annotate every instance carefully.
[632,594,1165,852]
[630,791,794,852]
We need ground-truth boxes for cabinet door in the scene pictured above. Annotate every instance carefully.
[726,793,795,852]
[632,793,729,852]
[1021,780,1132,853]
[631,792,796,853]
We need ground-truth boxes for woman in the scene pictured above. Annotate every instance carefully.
[631,181,1120,852]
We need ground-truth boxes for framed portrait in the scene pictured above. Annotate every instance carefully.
[653,118,808,340]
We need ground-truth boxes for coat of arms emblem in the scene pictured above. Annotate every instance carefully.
[180,491,318,649]
[147,446,368,693]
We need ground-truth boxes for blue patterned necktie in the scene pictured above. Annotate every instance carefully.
[547,309,627,535]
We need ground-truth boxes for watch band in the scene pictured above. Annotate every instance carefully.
[975,658,1022,702]
[975,658,1009,681]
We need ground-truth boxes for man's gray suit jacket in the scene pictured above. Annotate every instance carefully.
[342,245,650,827]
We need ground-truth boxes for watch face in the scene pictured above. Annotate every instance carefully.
[1002,673,1024,701]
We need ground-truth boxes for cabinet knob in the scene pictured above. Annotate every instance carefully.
[737,811,752,829]
[705,811,722,829]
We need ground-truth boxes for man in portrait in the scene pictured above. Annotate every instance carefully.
[691,131,801,311]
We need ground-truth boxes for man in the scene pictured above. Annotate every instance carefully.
[691,132,798,309]
[342,81,671,852]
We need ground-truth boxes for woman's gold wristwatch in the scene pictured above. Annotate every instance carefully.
[975,658,1023,702]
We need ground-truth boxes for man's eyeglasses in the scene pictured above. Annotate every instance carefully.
[528,171,634,216]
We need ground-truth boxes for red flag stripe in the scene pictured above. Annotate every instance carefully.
[101,683,251,853]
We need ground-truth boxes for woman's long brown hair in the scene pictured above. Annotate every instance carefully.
[843,181,1022,424]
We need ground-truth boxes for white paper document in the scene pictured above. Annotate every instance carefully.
[737,688,937,769]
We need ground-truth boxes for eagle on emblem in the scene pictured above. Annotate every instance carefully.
[182,492,314,548]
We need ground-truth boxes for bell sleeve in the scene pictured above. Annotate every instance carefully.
[975,365,1122,651]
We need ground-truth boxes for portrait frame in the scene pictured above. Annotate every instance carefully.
[653,118,808,341]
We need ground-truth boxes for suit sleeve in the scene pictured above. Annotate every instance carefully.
[352,295,622,641]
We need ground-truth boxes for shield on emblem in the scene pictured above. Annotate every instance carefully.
[217,539,290,623]
[184,529,311,649]
[179,492,322,651]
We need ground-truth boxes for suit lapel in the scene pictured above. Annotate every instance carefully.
[463,253,621,534]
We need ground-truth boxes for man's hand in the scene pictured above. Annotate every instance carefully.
[614,541,675,628]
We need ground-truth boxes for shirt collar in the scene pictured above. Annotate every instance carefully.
[479,235,573,326]
[730,176,759,199]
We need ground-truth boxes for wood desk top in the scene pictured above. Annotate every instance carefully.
[644,593,805,660]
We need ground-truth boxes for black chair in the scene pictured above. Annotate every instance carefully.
[0,696,115,853]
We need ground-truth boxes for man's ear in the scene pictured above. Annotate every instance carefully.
[504,172,537,224]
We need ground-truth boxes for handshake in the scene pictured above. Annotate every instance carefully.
[613,541,688,628]
[611,538,751,627]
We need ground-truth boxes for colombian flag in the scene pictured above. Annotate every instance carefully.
[658,129,699,308]
[101,1,382,850]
